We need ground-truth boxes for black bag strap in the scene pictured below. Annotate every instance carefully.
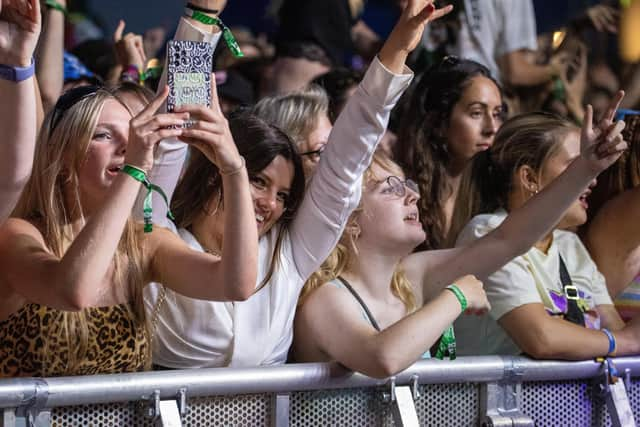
[336,276,381,331]
[558,254,585,327]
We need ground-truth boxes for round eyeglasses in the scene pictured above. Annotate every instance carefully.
[381,176,419,198]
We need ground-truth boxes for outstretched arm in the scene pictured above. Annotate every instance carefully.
[289,0,451,280]
[0,0,41,223]
[35,0,64,112]
[136,0,223,227]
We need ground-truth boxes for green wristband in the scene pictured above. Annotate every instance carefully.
[45,0,68,15]
[446,284,468,313]
[434,325,457,360]
[184,9,245,58]
[120,164,175,233]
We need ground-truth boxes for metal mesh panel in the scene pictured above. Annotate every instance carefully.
[414,383,479,427]
[521,380,604,427]
[290,387,392,427]
[51,393,271,427]
[289,383,479,427]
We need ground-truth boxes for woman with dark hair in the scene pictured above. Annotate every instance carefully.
[452,96,640,360]
[394,57,505,249]
[144,0,453,368]
[584,112,640,320]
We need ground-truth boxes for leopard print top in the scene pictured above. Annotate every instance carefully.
[0,303,148,377]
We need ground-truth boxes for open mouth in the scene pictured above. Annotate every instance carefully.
[404,212,419,223]
[106,165,122,175]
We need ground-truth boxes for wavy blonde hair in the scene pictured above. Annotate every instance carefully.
[299,150,417,313]
[13,87,150,375]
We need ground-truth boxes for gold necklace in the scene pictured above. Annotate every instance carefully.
[203,247,222,257]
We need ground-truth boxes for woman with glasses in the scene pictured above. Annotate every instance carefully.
[144,0,455,369]
[0,61,261,376]
[251,85,332,178]
[292,101,628,377]
[394,56,505,250]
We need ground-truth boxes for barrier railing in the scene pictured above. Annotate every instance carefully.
[0,356,638,426]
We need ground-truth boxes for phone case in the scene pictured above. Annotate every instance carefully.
[166,40,214,113]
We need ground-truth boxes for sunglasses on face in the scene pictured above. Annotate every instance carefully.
[379,175,420,198]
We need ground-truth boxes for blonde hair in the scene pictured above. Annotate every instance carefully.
[251,85,329,151]
[299,151,417,313]
[13,87,150,375]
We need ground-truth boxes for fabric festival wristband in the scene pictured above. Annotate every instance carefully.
[120,164,175,233]
[446,284,468,313]
[45,0,68,15]
[183,8,244,58]
[434,325,457,360]
[602,328,617,356]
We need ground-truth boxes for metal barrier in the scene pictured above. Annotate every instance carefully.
[0,356,638,426]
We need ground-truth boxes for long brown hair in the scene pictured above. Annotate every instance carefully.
[587,112,640,219]
[451,112,576,239]
[13,86,149,375]
[299,151,417,313]
[394,57,503,250]
[171,113,305,288]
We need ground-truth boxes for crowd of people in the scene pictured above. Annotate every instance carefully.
[0,0,638,382]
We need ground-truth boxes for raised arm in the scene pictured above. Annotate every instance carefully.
[35,0,64,112]
[0,90,185,311]
[405,93,629,292]
[137,1,223,227]
[147,80,258,301]
[289,0,451,279]
[0,0,41,223]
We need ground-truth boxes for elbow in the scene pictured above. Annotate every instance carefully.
[61,286,93,311]
[516,330,557,360]
[226,276,257,301]
[365,348,411,379]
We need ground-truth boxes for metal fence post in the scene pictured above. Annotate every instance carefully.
[480,382,533,427]
[270,393,290,427]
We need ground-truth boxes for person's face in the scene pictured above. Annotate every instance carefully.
[445,76,503,166]
[299,112,332,178]
[77,98,131,210]
[537,130,594,228]
[356,162,425,254]
[248,154,295,236]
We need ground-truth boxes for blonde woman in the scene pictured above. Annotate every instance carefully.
[293,100,627,377]
[0,0,40,223]
[144,0,454,369]
[251,86,331,177]
[0,72,258,376]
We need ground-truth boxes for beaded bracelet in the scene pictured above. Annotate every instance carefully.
[120,164,175,233]
[219,157,246,176]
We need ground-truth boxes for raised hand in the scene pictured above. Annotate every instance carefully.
[175,74,243,174]
[580,91,628,174]
[187,0,227,14]
[0,0,41,66]
[126,86,187,172]
[379,0,453,73]
[113,20,146,70]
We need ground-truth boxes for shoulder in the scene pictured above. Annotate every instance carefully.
[0,218,47,250]
[298,278,361,322]
[456,211,506,246]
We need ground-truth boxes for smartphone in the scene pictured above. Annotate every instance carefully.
[166,40,214,115]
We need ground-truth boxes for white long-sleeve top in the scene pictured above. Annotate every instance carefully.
[143,18,413,368]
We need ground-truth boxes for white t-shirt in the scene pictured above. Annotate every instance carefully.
[423,0,538,83]
[143,18,413,368]
[454,210,613,356]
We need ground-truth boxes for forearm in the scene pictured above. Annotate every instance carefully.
[35,6,65,112]
[55,174,141,307]
[359,290,462,378]
[219,168,258,299]
[138,17,222,226]
[0,77,37,222]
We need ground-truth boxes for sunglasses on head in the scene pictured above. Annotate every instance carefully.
[48,85,102,138]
